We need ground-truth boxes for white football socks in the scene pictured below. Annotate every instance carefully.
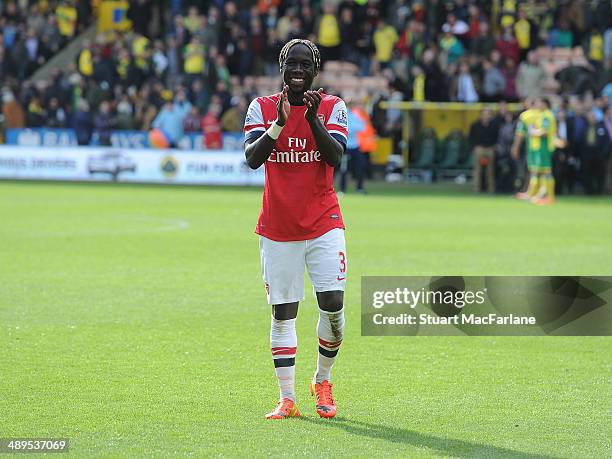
[270,316,297,401]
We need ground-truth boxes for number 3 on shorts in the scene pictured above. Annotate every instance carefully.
[338,251,346,280]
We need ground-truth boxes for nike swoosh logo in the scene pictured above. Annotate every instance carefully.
[337,276,346,281]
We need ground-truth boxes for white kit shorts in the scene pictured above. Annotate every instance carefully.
[259,228,347,305]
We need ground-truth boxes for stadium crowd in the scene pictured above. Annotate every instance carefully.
[1,0,611,192]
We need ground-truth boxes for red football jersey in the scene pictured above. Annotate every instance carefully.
[244,92,349,242]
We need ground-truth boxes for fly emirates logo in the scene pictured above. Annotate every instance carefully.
[268,137,321,163]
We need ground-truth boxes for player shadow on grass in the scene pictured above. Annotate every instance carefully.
[298,416,558,458]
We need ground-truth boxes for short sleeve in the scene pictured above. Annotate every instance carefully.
[244,98,266,142]
[326,99,348,144]
[516,118,526,136]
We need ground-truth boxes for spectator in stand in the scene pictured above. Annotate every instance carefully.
[212,54,231,89]
[548,19,573,48]
[451,0,469,24]
[174,85,191,110]
[248,15,265,75]
[456,62,478,103]
[165,35,181,87]
[263,29,282,77]
[11,34,29,80]
[73,98,94,146]
[45,97,67,128]
[2,16,19,48]
[481,59,506,102]
[213,79,231,114]
[301,3,315,37]
[276,6,295,42]
[355,20,374,76]
[316,2,341,62]
[593,97,607,122]
[151,39,168,80]
[25,27,46,74]
[516,51,545,100]
[116,94,134,129]
[442,12,469,44]
[467,4,484,43]
[43,69,66,105]
[205,6,221,49]
[133,85,158,131]
[496,27,520,65]
[233,35,252,81]
[131,33,150,73]
[489,48,503,68]
[220,96,247,133]
[189,79,208,113]
[152,97,183,148]
[220,2,240,53]
[41,13,62,56]
[183,36,205,85]
[583,26,604,71]
[95,100,116,146]
[2,89,25,128]
[411,65,425,101]
[469,109,498,193]
[339,7,358,64]
[440,25,465,65]
[183,105,202,133]
[2,2,22,23]
[56,1,77,44]
[514,8,533,62]
[202,102,222,149]
[78,40,94,77]
[172,14,190,48]
[26,95,45,127]
[396,19,425,63]
[198,12,217,51]
[184,6,201,35]
[501,57,519,102]
[471,21,495,59]
[373,18,398,70]
[421,48,447,102]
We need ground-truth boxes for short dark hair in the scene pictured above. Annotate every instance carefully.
[278,39,321,74]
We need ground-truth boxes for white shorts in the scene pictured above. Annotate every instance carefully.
[259,228,347,305]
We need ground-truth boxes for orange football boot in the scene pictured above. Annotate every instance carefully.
[265,398,300,419]
[310,378,337,418]
[535,197,555,206]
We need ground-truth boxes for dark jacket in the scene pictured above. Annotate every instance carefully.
[73,110,94,146]
[577,121,611,160]
[469,120,498,148]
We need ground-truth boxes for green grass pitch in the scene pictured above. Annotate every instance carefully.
[1,181,611,457]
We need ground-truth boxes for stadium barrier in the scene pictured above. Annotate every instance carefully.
[0,146,264,186]
[5,128,244,151]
